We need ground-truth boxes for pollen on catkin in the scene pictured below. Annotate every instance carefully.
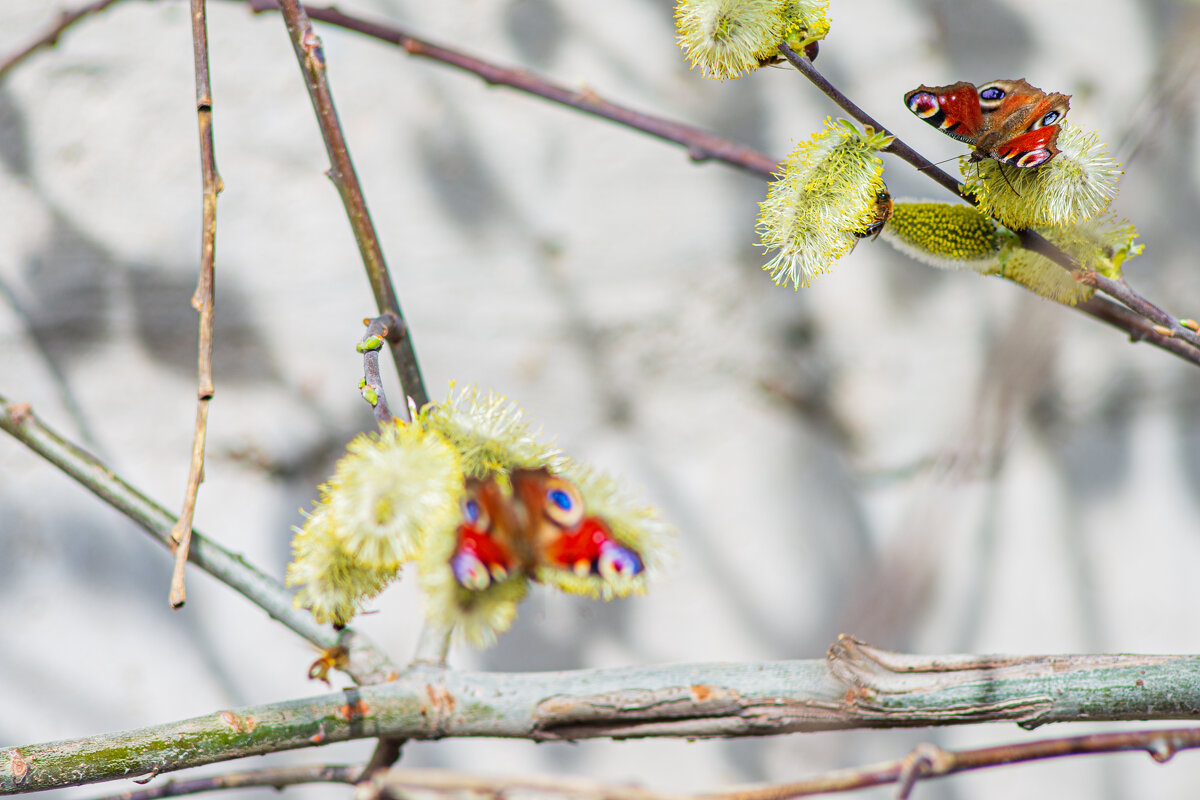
[285,502,398,626]
[965,122,1122,229]
[997,215,1141,305]
[879,201,1009,272]
[779,0,830,49]
[416,385,563,479]
[675,0,787,80]
[325,421,463,569]
[417,527,530,648]
[758,118,892,288]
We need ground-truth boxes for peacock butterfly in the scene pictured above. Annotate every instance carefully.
[904,79,1070,168]
[450,469,645,595]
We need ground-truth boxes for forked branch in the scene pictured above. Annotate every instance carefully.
[274,0,427,414]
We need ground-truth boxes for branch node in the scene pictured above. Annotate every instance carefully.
[1148,736,1177,763]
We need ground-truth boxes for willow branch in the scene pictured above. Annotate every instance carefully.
[168,0,222,609]
[777,42,1200,356]
[713,728,1200,799]
[238,0,778,176]
[361,768,682,800]
[0,0,128,79]
[0,396,397,685]
[273,0,426,415]
[358,315,397,425]
[234,1,1200,367]
[7,638,1200,792]
[86,764,359,800]
[6,3,1196,367]
[359,725,1200,800]
[59,729,1200,800]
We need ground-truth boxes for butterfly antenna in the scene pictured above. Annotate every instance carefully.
[917,155,961,172]
[996,161,1021,197]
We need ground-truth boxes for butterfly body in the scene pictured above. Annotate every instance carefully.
[904,79,1070,168]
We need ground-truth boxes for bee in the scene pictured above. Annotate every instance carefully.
[856,188,893,241]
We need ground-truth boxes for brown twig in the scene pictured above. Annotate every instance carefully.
[168,0,223,609]
[272,0,428,411]
[86,763,359,800]
[66,724,1200,800]
[235,1,1200,368]
[0,396,400,685]
[707,727,1200,799]
[0,0,128,79]
[776,42,1200,356]
[358,314,398,424]
[239,0,779,177]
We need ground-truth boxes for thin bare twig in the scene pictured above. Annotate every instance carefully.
[71,726,1200,800]
[235,1,1200,368]
[776,42,1200,357]
[86,764,359,800]
[169,0,222,609]
[358,315,398,424]
[239,0,778,176]
[0,0,128,79]
[708,728,1200,799]
[0,396,399,685]
[273,0,426,415]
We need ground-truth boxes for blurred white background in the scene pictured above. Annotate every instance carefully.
[2,1,1200,799]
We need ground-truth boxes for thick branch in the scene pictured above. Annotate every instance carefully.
[273,0,427,412]
[6,638,1200,792]
[0,397,397,685]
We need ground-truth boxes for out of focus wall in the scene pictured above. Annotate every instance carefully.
[2,2,1199,799]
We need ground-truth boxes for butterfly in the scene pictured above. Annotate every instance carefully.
[451,469,645,594]
[904,79,1070,168]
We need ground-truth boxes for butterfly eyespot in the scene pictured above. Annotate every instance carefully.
[541,477,585,528]
[463,497,487,528]
[1016,148,1052,168]
[979,86,1006,101]
[1038,110,1060,127]
[597,541,645,581]
[907,92,939,118]
[451,550,492,590]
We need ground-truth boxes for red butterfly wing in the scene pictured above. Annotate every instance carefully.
[450,477,519,589]
[905,81,984,144]
[990,125,1060,168]
[511,469,646,583]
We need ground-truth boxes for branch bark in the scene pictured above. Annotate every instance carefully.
[169,0,222,609]
[776,42,1200,359]
[85,764,359,800]
[237,0,1200,368]
[6,638,1200,793]
[273,0,427,413]
[0,396,397,686]
[0,0,128,79]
